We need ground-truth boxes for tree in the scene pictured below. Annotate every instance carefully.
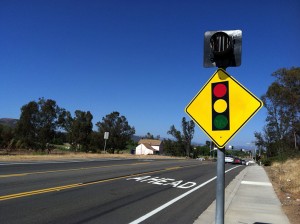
[60,110,93,152]
[162,139,185,156]
[193,145,210,158]
[96,112,135,153]
[272,67,300,150]
[15,98,64,150]
[143,132,154,139]
[36,98,61,150]
[57,109,71,131]
[182,117,195,157]
[167,117,195,157]
[0,124,14,150]
[255,67,300,157]
[15,101,39,149]
[254,131,266,157]
[143,132,160,140]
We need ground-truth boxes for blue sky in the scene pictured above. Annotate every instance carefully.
[0,0,299,147]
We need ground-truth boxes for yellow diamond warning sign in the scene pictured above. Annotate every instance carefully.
[185,68,263,148]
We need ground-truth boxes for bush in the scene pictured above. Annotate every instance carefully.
[16,139,27,149]
[262,158,272,166]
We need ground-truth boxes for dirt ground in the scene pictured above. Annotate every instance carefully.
[0,151,183,161]
[265,166,300,224]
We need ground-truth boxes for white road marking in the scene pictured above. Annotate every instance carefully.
[127,176,197,189]
[129,165,240,224]
[241,181,272,186]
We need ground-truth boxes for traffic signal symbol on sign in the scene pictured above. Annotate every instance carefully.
[212,81,229,130]
[185,69,263,148]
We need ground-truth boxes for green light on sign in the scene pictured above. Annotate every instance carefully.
[213,115,228,130]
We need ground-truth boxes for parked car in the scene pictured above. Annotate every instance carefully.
[233,158,241,164]
[196,157,205,161]
[241,159,246,165]
[246,160,255,166]
[225,156,234,163]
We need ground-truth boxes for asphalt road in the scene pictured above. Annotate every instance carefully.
[0,158,245,224]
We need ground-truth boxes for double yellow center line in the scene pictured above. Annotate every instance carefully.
[0,162,149,178]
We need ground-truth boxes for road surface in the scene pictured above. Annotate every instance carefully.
[0,158,245,224]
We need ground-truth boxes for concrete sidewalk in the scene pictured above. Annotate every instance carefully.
[194,165,290,224]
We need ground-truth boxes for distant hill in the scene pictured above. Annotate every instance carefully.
[131,135,168,143]
[131,135,143,142]
[0,118,18,128]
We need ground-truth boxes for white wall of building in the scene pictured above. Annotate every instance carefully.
[135,144,154,155]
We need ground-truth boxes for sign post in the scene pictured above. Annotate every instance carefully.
[104,132,109,153]
[186,30,263,224]
[216,146,225,224]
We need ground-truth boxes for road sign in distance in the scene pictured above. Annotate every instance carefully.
[104,132,109,140]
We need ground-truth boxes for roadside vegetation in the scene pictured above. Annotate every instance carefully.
[253,67,300,224]
[265,158,300,224]
[0,103,136,154]
[254,67,300,163]
[270,158,300,196]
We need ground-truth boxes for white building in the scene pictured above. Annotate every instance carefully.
[135,139,162,155]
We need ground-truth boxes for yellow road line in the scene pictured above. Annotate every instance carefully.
[0,183,82,201]
[0,162,150,178]
[164,166,181,171]
[0,166,183,201]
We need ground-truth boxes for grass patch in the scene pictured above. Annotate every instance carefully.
[269,158,300,195]
[0,151,183,161]
[265,158,300,224]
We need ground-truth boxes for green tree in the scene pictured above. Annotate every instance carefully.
[272,67,300,150]
[193,145,210,158]
[143,132,160,140]
[255,67,300,158]
[182,117,195,157]
[15,101,39,149]
[64,110,93,152]
[16,98,64,151]
[89,131,102,152]
[36,98,61,150]
[125,139,138,153]
[57,109,73,134]
[167,117,195,157]
[162,139,185,156]
[0,124,14,150]
[96,111,135,153]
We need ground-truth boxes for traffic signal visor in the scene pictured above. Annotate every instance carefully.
[204,30,242,68]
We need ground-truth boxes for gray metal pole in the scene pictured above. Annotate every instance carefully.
[215,146,225,224]
[104,139,107,153]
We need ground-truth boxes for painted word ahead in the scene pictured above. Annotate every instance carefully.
[127,176,197,189]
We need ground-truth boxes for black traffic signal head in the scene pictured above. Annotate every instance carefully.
[204,30,242,68]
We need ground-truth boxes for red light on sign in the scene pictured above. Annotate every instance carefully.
[213,83,227,98]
